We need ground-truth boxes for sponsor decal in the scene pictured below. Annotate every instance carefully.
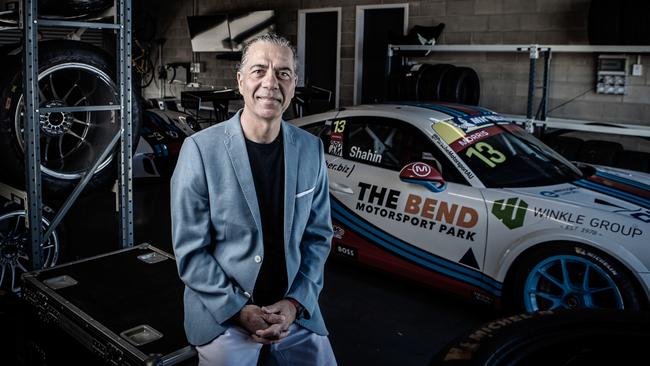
[456,130,489,148]
[326,160,356,178]
[472,291,494,305]
[533,207,644,238]
[613,208,650,224]
[449,124,521,153]
[430,132,475,180]
[491,198,528,229]
[532,207,585,225]
[400,162,446,192]
[411,162,432,177]
[333,225,345,239]
[540,186,579,198]
[328,132,343,157]
[447,114,508,132]
[349,146,382,163]
[575,246,618,276]
[331,197,504,295]
[443,311,554,361]
[335,243,357,259]
[355,182,479,241]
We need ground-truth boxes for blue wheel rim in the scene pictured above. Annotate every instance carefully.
[524,255,624,311]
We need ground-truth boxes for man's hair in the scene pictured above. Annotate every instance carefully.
[237,33,298,76]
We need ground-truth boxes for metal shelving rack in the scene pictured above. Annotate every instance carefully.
[18,0,134,271]
[387,44,650,136]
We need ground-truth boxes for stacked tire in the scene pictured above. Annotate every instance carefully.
[39,0,114,17]
[388,63,480,105]
[588,0,650,45]
[0,40,141,198]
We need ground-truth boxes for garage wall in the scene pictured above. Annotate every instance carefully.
[143,0,649,126]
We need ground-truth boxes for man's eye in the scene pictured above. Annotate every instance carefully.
[278,72,291,80]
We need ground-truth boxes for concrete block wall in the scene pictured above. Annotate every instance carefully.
[142,0,649,126]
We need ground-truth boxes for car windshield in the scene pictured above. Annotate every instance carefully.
[452,123,583,187]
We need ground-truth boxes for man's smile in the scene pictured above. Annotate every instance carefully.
[256,95,283,103]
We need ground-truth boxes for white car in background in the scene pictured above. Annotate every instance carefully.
[292,103,650,312]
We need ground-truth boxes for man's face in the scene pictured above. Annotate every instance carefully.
[237,41,297,123]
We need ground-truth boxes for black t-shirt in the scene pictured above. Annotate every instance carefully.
[245,130,288,306]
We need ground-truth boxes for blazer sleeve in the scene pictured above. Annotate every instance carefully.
[171,137,250,324]
[286,139,333,319]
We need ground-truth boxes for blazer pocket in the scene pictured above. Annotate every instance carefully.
[296,186,315,198]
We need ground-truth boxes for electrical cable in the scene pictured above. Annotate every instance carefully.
[546,87,595,114]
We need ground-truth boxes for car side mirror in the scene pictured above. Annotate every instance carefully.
[399,162,447,193]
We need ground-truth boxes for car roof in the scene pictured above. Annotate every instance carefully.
[291,102,501,132]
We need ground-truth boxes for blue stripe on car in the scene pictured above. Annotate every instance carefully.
[573,179,650,210]
[471,105,493,114]
[330,198,502,296]
[398,102,463,117]
[414,103,465,117]
[409,102,495,117]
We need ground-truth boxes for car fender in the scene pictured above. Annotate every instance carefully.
[492,227,650,300]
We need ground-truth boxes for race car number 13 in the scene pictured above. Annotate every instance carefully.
[465,142,506,168]
[334,120,346,133]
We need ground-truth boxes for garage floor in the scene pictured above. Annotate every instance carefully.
[1,179,497,365]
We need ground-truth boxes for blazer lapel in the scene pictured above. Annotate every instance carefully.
[283,122,298,247]
[223,116,263,233]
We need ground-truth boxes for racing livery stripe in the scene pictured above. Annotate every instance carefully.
[401,102,463,117]
[332,219,492,301]
[573,179,650,210]
[434,102,493,116]
[398,102,495,119]
[595,171,650,197]
[587,174,650,203]
[422,104,473,118]
[330,197,503,295]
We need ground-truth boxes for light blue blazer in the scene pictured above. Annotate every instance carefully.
[170,111,333,346]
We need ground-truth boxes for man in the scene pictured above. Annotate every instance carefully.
[171,33,336,366]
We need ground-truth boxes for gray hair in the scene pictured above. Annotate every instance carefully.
[238,32,299,76]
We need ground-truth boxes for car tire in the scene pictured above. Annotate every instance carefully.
[39,0,114,17]
[511,243,641,312]
[440,66,480,105]
[388,65,418,101]
[588,0,622,45]
[0,40,141,198]
[418,63,455,101]
[620,0,650,45]
[0,201,65,293]
[431,309,650,366]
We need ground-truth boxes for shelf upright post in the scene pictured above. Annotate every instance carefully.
[540,50,552,121]
[22,0,45,270]
[117,0,134,248]
[525,45,539,133]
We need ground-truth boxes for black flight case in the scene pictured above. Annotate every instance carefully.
[21,243,196,365]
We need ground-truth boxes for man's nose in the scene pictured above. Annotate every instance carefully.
[261,70,279,89]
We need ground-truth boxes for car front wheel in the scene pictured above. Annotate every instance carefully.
[512,243,641,312]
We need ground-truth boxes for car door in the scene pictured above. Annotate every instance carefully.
[321,115,495,296]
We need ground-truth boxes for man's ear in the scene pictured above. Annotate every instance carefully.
[236,71,243,92]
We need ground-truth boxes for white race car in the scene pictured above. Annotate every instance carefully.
[292,103,650,312]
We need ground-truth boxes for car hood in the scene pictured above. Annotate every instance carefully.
[504,167,650,218]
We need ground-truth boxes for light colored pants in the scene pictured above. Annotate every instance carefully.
[196,323,337,366]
